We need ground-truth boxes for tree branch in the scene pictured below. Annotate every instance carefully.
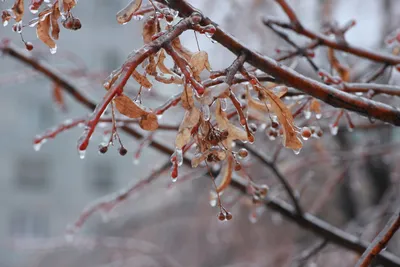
[155,0,400,126]
[355,209,400,267]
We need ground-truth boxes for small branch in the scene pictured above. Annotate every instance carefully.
[225,53,247,85]
[67,161,171,236]
[355,209,400,267]
[244,145,303,215]
[266,0,400,65]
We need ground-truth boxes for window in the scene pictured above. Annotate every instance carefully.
[9,210,49,238]
[87,161,115,193]
[14,157,49,191]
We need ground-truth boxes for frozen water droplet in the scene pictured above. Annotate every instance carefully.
[132,15,144,21]
[65,225,75,243]
[304,110,311,119]
[156,114,163,120]
[356,92,363,96]
[293,148,301,155]
[3,21,8,27]
[78,149,86,159]
[209,191,217,207]
[175,148,183,167]
[133,158,140,165]
[33,138,47,151]
[171,177,177,183]
[249,211,258,223]
[201,105,210,121]
[301,135,309,141]
[50,45,57,54]
[315,113,322,119]
[205,32,214,38]
[220,98,227,111]
[329,124,339,135]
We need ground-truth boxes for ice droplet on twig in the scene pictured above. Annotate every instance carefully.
[201,104,210,121]
[175,148,183,167]
[78,149,86,159]
[329,124,339,135]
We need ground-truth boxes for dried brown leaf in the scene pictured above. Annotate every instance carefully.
[215,100,248,149]
[142,15,157,44]
[114,94,148,119]
[189,51,211,79]
[181,83,194,110]
[132,70,152,89]
[171,36,193,62]
[52,82,65,111]
[257,85,302,150]
[50,4,61,40]
[12,0,24,22]
[37,10,56,50]
[139,113,158,131]
[62,0,77,12]
[2,10,12,26]
[157,49,174,75]
[216,154,233,193]
[309,98,321,115]
[116,0,142,24]
[175,107,200,149]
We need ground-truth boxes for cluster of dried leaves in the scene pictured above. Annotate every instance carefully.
[2,0,80,53]
[3,0,308,217]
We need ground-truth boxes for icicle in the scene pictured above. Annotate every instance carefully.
[201,104,210,121]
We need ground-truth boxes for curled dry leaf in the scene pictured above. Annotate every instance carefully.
[37,10,56,50]
[246,86,271,113]
[181,83,194,110]
[62,0,77,12]
[50,5,61,40]
[132,70,152,89]
[175,107,200,149]
[215,99,248,149]
[114,94,148,119]
[139,113,158,131]
[216,154,233,193]
[256,85,302,150]
[142,15,157,44]
[12,0,24,22]
[116,0,142,24]
[157,49,174,75]
[171,36,193,62]
[309,98,321,115]
[2,10,12,26]
[52,82,66,111]
[201,82,230,106]
[189,51,211,80]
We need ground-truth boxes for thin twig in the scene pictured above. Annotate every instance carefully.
[355,209,400,267]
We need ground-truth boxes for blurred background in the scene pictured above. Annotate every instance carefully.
[1,0,400,266]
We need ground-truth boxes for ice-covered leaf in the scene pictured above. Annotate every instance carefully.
[114,94,148,119]
[139,113,158,131]
[189,51,211,79]
[12,0,24,22]
[181,83,194,110]
[157,49,173,75]
[52,82,65,111]
[171,36,193,62]
[116,0,142,24]
[215,154,233,193]
[142,15,156,44]
[1,10,12,26]
[215,99,248,149]
[50,5,60,40]
[257,85,302,150]
[132,70,152,88]
[36,10,56,50]
[175,107,200,149]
